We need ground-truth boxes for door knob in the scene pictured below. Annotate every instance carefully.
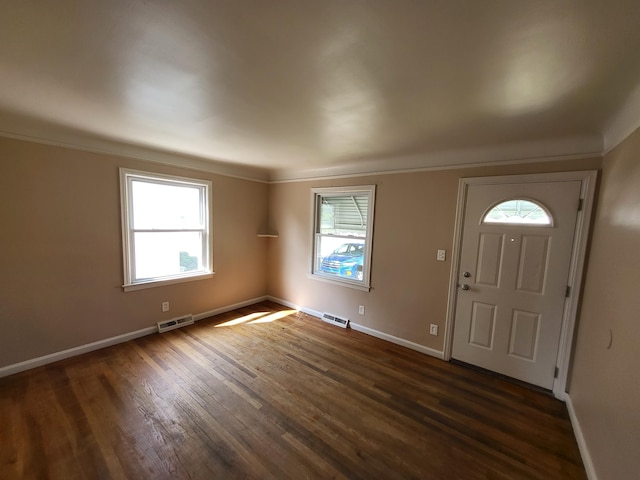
[460,284,470,291]
[462,271,471,278]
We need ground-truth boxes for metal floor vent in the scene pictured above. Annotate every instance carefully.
[158,314,194,333]
[321,312,349,329]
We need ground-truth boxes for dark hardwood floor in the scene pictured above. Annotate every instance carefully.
[0,301,586,479]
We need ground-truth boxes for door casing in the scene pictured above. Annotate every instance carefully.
[443,171,598,399]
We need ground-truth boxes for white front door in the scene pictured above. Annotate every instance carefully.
[451,180,582,389]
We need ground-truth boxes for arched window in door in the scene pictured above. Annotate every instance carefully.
[481,199,552,226]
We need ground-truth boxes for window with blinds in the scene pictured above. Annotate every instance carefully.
[311,185,375,290]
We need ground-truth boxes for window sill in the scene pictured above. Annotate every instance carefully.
[123,272,214,292]
[307,273,371,292]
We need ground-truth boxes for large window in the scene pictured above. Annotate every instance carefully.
[120,169,212,291]
[311,185,375,290]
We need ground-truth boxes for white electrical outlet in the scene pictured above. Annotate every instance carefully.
[358,305,365,315]
[162,301,170,312]
[437,249,446,261]
[430,324,438,336]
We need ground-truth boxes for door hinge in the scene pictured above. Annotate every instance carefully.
[578,198,584,211]
[554,367,559,378]
[565,285,571,297]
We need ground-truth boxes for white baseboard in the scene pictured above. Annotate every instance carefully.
[0,295,270,379]
[566,394,598,480]
[0,326,157,379]
[349,323,445,360]
[0,294,437,378]
[267,296,445,360]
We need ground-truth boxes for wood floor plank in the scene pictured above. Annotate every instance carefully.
[137,336,304,479]
[0,301,586,479]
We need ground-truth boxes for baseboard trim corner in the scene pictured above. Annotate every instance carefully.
[565,394,598,480]
[266,296,323,319]
[193,296,269,321]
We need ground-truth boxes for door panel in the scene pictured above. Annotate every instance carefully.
[508,310,540,360]
[516,235,550,294]
[452,181,581,389]
[476,233,504,287]
[469,302,496,348]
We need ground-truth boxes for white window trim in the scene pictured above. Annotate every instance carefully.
[309,185,376,291]
[120,168,213,291]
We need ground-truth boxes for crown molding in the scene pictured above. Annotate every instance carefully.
[0,129,607,185]
[268,135,603,183]
[0,130,270,183]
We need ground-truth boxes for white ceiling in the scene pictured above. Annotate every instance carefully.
[1,1,640,181]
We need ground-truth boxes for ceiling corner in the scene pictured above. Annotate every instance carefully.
[603,81,640,154]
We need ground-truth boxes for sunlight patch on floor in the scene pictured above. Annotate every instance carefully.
[214,310,297,327]
[215,312,270,327]
[248,310,297,324]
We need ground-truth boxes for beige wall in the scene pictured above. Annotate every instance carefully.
[569,127,640,479]
[267,157,601,352]
[0,137,269,368]
[2,129,635,477]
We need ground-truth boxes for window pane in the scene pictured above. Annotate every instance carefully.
[315,237,365,281]
[311,185,375,288]
[483,199,552,225]
[132,180,202,229]
[134,231,203,280]
[319,194,368,236]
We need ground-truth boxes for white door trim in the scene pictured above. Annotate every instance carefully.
[443,171,598,399]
